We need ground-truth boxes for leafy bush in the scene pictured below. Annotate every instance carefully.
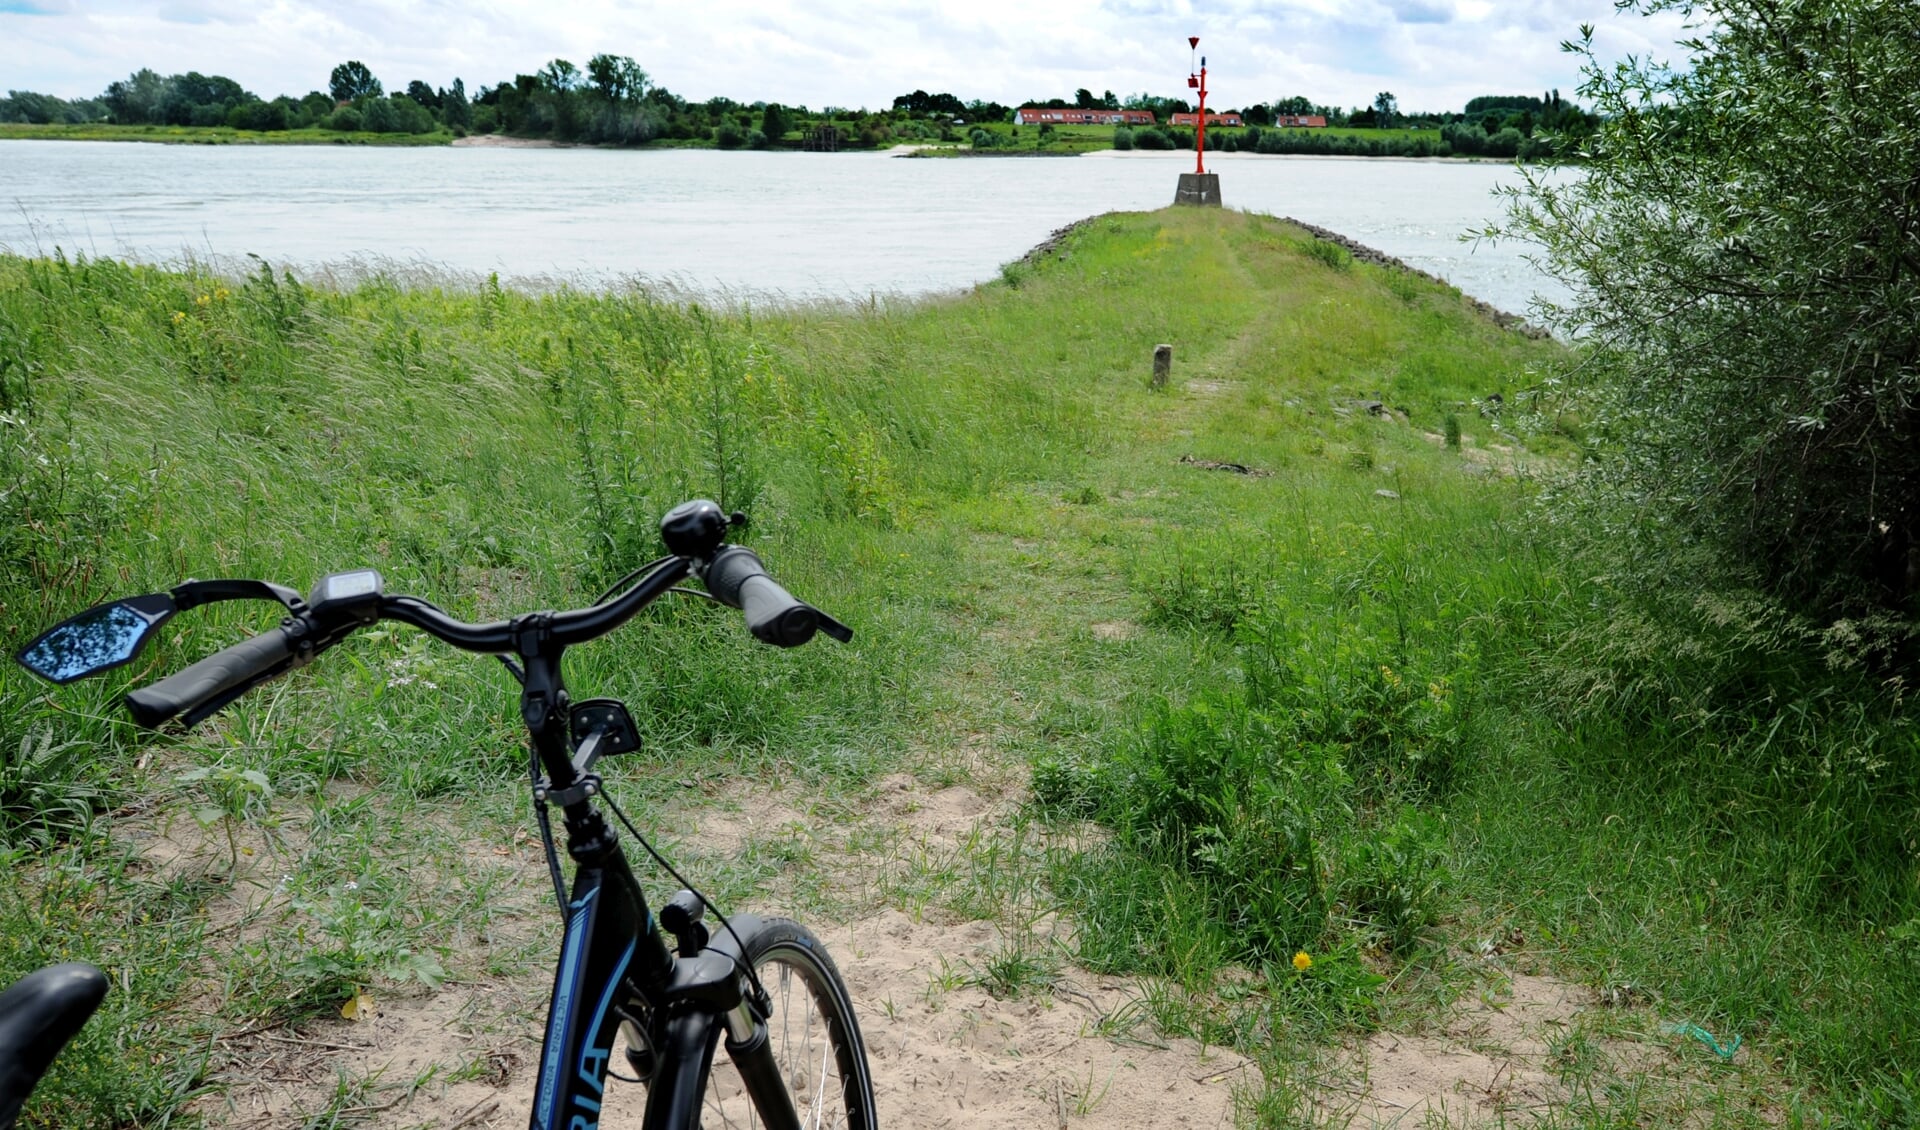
[714,121,746,148]
[1504,0,1920,624]
[1303,237,1353,271]
[1111,126,1133,151]
[386,94,436,134]
[1132,126,1172,151]
[357,96,397,133]
[1099,696,1340,963]
[326,106,362,132]
[225,99,287,131]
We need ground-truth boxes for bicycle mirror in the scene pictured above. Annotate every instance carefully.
[16,593,178,684]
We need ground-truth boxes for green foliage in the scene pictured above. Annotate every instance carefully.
[176,764,273,870]
[0,730,103,850]
[1131,126,1173,151]
[329,60,382,103]
[0,89,109,125]
[286,883,448,1008]
[759,102,789,138]
[1110,125,1133,151]
[1503,0,1920,622]
[8,208,1914,1122]
[1302,237,1353,271]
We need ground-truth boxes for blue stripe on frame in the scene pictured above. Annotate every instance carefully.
[533,883,600,1129]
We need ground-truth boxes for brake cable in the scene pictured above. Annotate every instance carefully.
[598,787,773,1007]
[531,745,569,917]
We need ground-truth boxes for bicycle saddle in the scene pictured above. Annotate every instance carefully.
[0,963,108,1130]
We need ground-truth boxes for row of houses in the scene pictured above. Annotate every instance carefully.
[1014,107,1327,129]
[1014,107,1157,126]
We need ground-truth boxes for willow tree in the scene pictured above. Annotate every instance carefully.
[1507,1,1920,625]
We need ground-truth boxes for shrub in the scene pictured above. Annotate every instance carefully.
[1132,126,1172,151]
[1111,126,1133,151]
[714,121,746,148]
[1303,238,1353,271]
[326,106,362,132]
[1504,0,1920,623]
[387,95,435,134]
[357,97,397,133]
[225,99,287,131]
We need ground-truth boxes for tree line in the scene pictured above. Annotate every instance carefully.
[1,61,1598,158]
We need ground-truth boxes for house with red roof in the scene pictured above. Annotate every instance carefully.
[1016,107,1158,126]
[1170,111,1245,128]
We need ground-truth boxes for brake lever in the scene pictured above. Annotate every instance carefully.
[813,608,853,644]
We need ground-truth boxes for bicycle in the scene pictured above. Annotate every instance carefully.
[7,499,879,1130]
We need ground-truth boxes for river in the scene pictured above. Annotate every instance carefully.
[0,140,1562,315]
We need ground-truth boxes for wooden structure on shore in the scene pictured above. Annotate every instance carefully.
[802,126,842,152]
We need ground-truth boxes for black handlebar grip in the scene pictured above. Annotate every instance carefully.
[124,626,295,728]
[704,546,819,648]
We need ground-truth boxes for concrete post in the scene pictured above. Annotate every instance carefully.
[1175,173,1222,207]
[1153,344,1173,389]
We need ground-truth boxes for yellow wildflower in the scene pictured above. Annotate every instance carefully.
[1292,951,1313,971]
[213,286,230,300]
[171,311,186,325]
[194,293,210,306]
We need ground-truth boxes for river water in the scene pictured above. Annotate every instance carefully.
[0,140,1561,315]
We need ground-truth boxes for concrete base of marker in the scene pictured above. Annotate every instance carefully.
[1174,173,1222,207]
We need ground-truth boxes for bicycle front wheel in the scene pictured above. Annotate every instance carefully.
[700,917,877,1130]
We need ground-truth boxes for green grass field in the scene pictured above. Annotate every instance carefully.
[1,209,1914,1126]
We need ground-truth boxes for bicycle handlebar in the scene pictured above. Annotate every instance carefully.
[105,501,848,729]
[705,547,820,647]
[125,626,298,728]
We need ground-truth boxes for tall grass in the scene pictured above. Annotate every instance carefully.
[2,209,1913,1125]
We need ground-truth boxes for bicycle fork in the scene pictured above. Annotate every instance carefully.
[528,833,803,1130]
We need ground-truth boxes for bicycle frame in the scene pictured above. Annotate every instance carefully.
[13,499,857,1130]
[519,625,803,1130]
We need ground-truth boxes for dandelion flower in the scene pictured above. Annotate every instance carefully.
[213,287,230,300]
[171,311,186,325]
[1293,951,1313,971]
[195,293,210,306]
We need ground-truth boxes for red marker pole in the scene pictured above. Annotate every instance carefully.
[1188,36,1207,175]
[1196,60,1208,174]
[1174,35,1222,207]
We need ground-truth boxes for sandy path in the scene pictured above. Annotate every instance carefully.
[179,766,1714,1129]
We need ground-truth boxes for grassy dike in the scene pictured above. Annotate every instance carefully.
[1,209,1914,1126]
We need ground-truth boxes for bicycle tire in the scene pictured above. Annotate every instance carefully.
[697,917,878,1130]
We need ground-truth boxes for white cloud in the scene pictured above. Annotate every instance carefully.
[0,0,1692,112]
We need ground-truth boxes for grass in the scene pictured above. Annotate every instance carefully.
[0,122,456,145]
[0,208,1914,1126]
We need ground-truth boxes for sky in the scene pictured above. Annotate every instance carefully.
[0,1,1694,113]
